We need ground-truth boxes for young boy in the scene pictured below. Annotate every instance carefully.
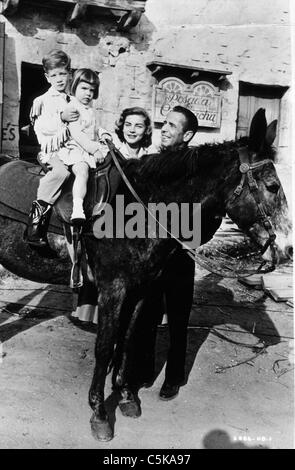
[26,49,76,247]
[26,50,109,247]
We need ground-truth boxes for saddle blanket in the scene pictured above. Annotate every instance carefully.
[0,160,64,235]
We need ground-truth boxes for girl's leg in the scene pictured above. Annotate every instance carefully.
[71,162,89,220]
[72,161,89,200]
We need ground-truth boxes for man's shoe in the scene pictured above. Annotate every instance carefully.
[159,381,180,401]
[140,377,154,389]
[142,382,153,389]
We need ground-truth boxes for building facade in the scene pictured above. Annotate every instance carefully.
[0,0,292,200]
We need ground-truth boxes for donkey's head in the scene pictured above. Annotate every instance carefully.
[226,108,292,262]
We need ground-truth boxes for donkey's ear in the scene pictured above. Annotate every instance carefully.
[248,108,267,151]
[265,119,277,146]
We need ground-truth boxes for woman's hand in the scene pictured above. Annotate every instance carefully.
[100,132,112,144]
[94,149,105,164]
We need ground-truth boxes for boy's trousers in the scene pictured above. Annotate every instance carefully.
[37,154,71,205]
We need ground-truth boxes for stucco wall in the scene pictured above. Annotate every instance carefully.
[0,0,292,186]
[0,4,155,155]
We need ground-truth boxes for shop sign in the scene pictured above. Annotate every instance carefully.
[153,77,222,128]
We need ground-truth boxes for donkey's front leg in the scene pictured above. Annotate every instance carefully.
[89,326,115,442]
[115,298,145,419]
[89,283,125,441]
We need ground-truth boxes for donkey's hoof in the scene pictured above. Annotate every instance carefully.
[90,414,113,441]
[119,398,141,418]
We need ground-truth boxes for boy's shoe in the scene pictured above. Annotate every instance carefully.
[25,200,52,247]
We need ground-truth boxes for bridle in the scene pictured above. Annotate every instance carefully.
[231,146,278,271]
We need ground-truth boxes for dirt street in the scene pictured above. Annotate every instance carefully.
[0,264,293,449]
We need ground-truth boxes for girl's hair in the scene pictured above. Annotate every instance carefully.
[42,49,71,73]
[70,68,100,100]
[115,107,152,148]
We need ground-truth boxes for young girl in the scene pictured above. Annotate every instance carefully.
[71,107,155,325]
[58,68,110,223]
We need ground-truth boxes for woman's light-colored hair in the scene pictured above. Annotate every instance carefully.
[115,107,152,148]
[70,68,100,100]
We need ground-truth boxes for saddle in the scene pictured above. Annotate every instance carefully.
[53,150,124,226]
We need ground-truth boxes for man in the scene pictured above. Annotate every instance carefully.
[132,105,199,400]
[160,105,198,151]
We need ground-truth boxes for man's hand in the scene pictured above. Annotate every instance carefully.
[61,104,80,123]
[94,149,105,164]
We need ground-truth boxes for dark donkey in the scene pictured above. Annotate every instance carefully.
[0,109,291,441]
[81,109,291,440]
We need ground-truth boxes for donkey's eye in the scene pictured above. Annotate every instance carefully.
[266,181,280,193]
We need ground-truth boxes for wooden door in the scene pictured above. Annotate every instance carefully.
[237,82,286,147]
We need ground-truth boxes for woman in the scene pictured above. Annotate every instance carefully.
[113,106,153,159]
[71,107,155,325]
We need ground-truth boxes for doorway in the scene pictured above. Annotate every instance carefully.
[236,81,288,149]
[19,62,49,162]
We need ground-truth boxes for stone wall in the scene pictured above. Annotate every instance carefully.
[0,0,292,201]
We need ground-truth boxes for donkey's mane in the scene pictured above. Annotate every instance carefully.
[124,138,245,184]
[124,136,275,185]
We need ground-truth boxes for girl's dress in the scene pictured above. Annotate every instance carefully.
[58,97,105,168]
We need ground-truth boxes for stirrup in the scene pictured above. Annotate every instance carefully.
[70,224,83,290]
[70,263,83,290]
